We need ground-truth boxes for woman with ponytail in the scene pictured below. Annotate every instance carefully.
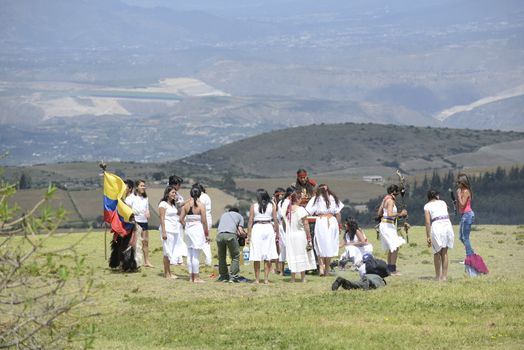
[246,189,279,284]
[424,189,454,281]
[179,186,209,283]
[282,191,316,282]
[305,184,344,276]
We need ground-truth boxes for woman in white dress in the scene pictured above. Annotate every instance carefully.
[158,185,181,279]
[283,192,316,282]
[305,184,344,276]
[424,190,454,281]
[193,183,213,266]
[340,217,373,266]
[169,175,188,265]
[180,187,209,283]
[378,184,407,275]
[273,188,286,275]
[131,179,153,267]
[246,189,280,284]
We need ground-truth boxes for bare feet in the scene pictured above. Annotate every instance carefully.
[144,263,154,268]
[390,271,402,276]
[192,279,205,283]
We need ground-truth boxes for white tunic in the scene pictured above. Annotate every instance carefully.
[249,203,278,261]
[129,194,149,223]
[424,200,454,254]
[379,203,406,253]
[306,195,344,258]
[184,213,206,250]
[340,231,373,265]
[283,206,316,273]
[276,202,286,262]
[199,193,213,230]
[158,201,180,261]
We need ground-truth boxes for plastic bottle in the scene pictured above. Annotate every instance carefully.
[243,246,250,265]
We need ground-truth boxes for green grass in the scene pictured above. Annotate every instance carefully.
[21,225,524,349]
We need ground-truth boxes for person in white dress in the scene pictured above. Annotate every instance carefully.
[158,185,181,279]
[169,175,188,265]
[272,188,286,275]
[180,187,209,283]
[378,185,407,275]
[246,189,280,284]
[283,192,317,282]
[340,217,373,267]
[130,179,153,267]
[424,189,454,281]
[192,183,213,266]
[305,184,344,276]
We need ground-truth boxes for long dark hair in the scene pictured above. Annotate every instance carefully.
[345,217,359,242]
[280,186,296,208]
[255,188,271,214]
[426,189,439,202]
[192,182,206,193]
[160,185,176,205]
[134,179,147,198]
[313,184,340,208]
[190,186,201,208]
[457,173,473,199]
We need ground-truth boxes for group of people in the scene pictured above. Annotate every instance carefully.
[110,168,485,284]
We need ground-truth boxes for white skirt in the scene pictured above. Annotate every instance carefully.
[249,223,278,261]
[285,228,317,273]
[159,227,176,261]
[379,222,406,253]
[313,216,340,258]
[278,224,286,262]
[185,218,206,250]
[430,220,454,254]
[340,243,373,265]
[171,222,187,264]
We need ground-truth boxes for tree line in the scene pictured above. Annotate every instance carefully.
[345,165,524,226]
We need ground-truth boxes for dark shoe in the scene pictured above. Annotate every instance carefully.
[229,277,240,283]
[331,277,343,291]
[216,275,229,282]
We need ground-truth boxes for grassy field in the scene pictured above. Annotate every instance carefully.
[25,224,524,349]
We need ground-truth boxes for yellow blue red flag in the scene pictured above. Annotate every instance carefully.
[103,171,134,236]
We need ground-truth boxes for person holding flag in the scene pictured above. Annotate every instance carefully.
[101,163,140,272]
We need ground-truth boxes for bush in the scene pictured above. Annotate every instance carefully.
[0,166,96,348]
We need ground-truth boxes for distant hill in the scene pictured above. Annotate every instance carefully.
[171,123,524,177]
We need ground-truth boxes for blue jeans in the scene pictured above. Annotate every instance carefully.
[459,211,475,256]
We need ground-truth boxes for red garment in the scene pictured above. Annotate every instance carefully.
[465,254,489,274]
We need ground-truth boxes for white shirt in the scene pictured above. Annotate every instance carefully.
[158,201,179,233]
[130,194,149,223]
[424,200,449,221]
[199,192,212,223]
[305,195,344,215]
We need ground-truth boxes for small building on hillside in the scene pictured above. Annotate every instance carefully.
[362,175,384,184]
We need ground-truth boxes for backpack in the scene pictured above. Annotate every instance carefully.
[363,255,390,278]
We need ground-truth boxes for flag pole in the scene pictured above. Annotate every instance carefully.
[99,161,108,261]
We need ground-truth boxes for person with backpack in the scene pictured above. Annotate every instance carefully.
[331,274,386,291]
